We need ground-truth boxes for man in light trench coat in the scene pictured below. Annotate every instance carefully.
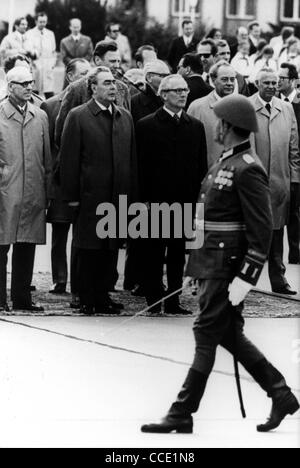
[0,66,52,312]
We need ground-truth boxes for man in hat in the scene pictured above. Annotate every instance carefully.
[141,94,299,434]
[0,66,52,312]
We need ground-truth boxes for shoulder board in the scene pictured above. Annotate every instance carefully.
[243,154,255,164]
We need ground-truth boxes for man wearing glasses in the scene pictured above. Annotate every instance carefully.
[124,60,170,295]
[136,74,207,315]
[249,68,300,295]
[0,66,52,312]
[197,39,217,85]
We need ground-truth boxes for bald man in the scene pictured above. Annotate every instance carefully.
[60,18,93,66]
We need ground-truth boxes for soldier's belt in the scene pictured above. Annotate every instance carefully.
[204,221,246,232]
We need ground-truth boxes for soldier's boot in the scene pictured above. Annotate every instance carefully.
[141,368,208,433]
[247,359,299,432]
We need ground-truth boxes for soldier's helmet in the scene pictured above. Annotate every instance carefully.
[213,94,258,132]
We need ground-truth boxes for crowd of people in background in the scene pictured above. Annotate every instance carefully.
[0,11,299,315]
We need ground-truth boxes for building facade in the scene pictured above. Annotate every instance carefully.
[145,0,300,34]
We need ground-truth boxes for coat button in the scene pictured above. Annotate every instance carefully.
[219,242,225,248]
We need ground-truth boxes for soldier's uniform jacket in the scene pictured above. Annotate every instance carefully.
[186,141,274,286]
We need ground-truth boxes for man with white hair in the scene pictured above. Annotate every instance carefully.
[249,67,300,295]
[0,66,52,312]
[136,74,207,315]
[130,60,169,125]
[60,18,93,66]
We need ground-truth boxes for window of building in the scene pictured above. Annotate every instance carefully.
[171,0,201,16]
[280,0,300,21]
[226,0,255,19]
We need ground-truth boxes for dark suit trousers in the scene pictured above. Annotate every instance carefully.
[192,279,265,375]
[268,229,288,290]
[287,188,300,262]
[143,238,186,304]
[0,243,35,307]
[78,248,117,307]
[51,223,79,293]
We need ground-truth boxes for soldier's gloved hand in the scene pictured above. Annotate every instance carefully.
[228,277,252,306]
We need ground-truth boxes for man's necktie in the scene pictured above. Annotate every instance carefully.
[265,103,271,114]
[173,114,180,125]
[284,97,290,102]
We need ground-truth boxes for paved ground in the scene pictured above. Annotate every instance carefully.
[0,315,299,448]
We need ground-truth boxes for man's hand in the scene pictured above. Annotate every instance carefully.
[228,277,252,306]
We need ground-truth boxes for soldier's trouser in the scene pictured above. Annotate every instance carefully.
[191,279,265,375]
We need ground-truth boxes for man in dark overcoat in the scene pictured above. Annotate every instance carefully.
[277,62,300,265]
[141,95,299,435]
[168,20,199,73]
[136,74,208,315]
[55,40,130,146]
[41,58,91,303]
[60,67,138,315]
[124,59,169,294]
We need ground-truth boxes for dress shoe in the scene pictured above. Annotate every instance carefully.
[80,305,95,315]
[95,305,121,315]
[70,296,80,309]
[108,297,124,310]
[123,282,135,291]
[0,303,10,312]
[141,415,193,434]
[289,258,300,265]
[13,303,44,312]
[257,391,299,432]
[272,285,297,295]
[49,283,67,294]
[164,304,192,316]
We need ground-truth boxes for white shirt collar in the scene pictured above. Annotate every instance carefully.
[183,34,193,45]
[72,34,81,41]
[163,106,183,118]
[281,89,296,103]
[213,91,222,101]
[94,99,113,114]
[258,95,274,108]
[249,34,259,46]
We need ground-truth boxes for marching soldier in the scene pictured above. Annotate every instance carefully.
[141,95,299,434]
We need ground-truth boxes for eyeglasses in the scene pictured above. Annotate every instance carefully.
[278,76,290,81]
[111,29,119,33]
[163,88,190,95]
[11,80,34,88]
[198,53,212,59]
[262,81,277,86]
